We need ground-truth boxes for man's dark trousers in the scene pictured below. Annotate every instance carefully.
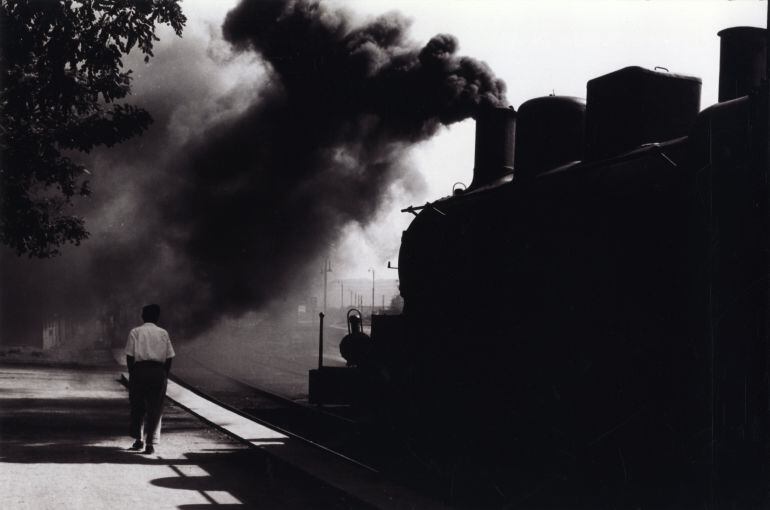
[129,361,167,442]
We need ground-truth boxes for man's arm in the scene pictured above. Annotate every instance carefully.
[164,333,175,376]
[125,329,136,374]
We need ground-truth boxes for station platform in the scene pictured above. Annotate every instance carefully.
[0,362,448,510]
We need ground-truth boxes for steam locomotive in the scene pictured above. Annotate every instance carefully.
[314,26,770,507]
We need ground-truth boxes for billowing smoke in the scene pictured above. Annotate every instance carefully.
[159,0,507,333]
[1,0,506,344]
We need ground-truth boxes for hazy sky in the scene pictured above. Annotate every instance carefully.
[150,0,766,279]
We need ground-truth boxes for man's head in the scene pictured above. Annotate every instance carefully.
[142,304,161,324]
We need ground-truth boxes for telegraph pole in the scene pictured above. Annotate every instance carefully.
[760,6,770,496]
[368,268,375,317]
[322,258,332,313]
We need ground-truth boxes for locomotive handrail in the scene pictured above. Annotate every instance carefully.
[400,202,447,216]
[538,136,687,180]
[400,203,429,215]
[639,142,679,167]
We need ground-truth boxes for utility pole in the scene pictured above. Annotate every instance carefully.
[322,258,332,313]
[758,11,770,500]
[340,280,344,310]
[368,268,375,317]
[318,313,324,370]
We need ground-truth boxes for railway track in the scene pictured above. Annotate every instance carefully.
[168,351,456,505]
[121,349,515,506]
[167,365,378,475]
[170,353,391,473]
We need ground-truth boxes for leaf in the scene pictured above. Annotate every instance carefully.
[0,0,186,257]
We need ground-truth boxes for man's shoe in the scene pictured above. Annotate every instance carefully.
[129,440,144,451]
[144,444,155,455]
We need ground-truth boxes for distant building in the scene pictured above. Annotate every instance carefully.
[42,317,69,350]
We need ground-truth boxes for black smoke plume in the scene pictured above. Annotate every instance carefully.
[149,0,507,336]
[1,0,506,343]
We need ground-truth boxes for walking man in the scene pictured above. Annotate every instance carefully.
[125,304,175,454]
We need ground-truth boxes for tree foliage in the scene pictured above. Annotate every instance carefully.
[0,0,186,257]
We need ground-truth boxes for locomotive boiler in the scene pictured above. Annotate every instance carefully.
[318,26,770,508]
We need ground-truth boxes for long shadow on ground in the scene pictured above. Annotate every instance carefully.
[0,395,369,509]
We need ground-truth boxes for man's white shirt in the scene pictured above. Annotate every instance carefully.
[125,323,175,362]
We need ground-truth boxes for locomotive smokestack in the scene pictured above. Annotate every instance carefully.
[469,106,516,190]
[718,27,767,102]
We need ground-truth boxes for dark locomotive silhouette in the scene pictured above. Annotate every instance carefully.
[311,26,770,507]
